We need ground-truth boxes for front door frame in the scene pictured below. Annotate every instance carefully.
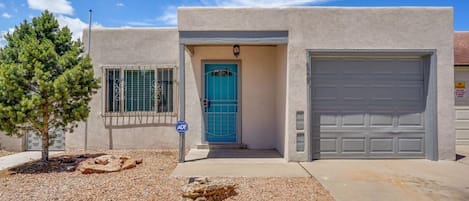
[201,60,242,144]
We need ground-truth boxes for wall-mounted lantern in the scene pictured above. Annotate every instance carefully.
[233,44,240,57]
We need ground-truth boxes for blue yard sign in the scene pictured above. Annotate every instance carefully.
[176,120,188,133]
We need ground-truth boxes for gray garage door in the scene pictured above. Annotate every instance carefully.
[27,130,65,151]
[311,57,426,159]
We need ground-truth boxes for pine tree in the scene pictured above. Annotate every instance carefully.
[0,11,100,162]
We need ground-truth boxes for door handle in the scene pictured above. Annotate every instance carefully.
[203,99,210,108]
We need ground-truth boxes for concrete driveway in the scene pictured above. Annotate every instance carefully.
[173,148,469,200]
[301,158,469,201]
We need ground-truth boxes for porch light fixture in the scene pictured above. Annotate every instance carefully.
[233,44,240,57]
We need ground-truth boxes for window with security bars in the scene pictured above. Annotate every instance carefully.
[105,67,175,113]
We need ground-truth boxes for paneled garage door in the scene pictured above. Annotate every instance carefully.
[27,130,65,151]
[311,57,426,159]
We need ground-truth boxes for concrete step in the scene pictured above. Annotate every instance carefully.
[195,144,247,149]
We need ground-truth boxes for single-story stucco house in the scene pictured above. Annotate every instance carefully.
[454,32,469,145]
[0,7,458,162]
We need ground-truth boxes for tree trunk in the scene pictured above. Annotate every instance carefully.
[41,129,49,162]
[41,104,50,163]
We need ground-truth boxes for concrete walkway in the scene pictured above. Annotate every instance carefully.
[172,149,311,177]
[301,159,469,201]
[0,151,62,170]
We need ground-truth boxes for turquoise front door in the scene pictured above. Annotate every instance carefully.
[204,63,238,143]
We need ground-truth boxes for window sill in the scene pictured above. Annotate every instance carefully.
[101,112,177,117]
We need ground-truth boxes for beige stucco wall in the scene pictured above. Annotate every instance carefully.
[188,45,283,149]
[454,67,469,145]
[73,7,454,161]
[275,45,287,155]
[179,7,455,160]
[0,133,24,152]
[72,28,188,150]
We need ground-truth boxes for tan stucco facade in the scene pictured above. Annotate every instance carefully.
[0,134,23,152]
[178,7,454,161]
[1,7,455,162]
[67,28,183,150]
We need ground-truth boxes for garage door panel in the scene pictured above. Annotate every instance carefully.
[398,113,424,127]
[311,58,426,159]
[455,120,469,129]
[313,86,338,101]
[398,137,424,153]
[369,137,394,153]
[313,134,425,157]
[312,60,340,74]
[369,85,396,100]
[341,113,366,127]
[343,85,368,100]
[316,113,338,127]
[394,60,424,78]
[342,137,366,153]
[398,84,424,101]
[456,109,469,120]
[314,138,338,153]
[370,113,394,127]
[456,130,469,140]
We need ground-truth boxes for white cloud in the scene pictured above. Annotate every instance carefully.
[116,3,125,7]
[27,0,73,15]
[200,0,330,7]
[0,28,15,47]
[56,15,102,41]
[127,21,154,26]
[2,12,11,18]
[0,32,8,47]
[157,0,331,25]
[157,6,177,26]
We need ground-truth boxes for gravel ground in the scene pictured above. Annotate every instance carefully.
[0,150,334,201]
[0,150,15,157]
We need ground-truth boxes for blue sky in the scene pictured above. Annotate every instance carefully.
[0,0,468,46]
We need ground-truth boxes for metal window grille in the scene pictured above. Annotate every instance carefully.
[124,70,155,112]
[157,69,174,112]
[102,64,177,117]
[106,69,121,112]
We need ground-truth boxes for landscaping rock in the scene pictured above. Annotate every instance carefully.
[182,178,238,201]
[122,159,137,170]
[76,155,143,174]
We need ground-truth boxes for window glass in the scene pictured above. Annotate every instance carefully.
[124,70,155,112]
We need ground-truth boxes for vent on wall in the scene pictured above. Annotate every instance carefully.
[296,133,305,152]
[296,111,304,130]
[296,111,305,152]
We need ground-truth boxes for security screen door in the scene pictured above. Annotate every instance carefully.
[204,63,238,143]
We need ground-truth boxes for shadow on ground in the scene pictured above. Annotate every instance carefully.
[456,154,466,161]
[7,153,106,174]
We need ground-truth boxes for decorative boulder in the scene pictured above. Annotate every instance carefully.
[182,177,238,201]
[77,155,143,174]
